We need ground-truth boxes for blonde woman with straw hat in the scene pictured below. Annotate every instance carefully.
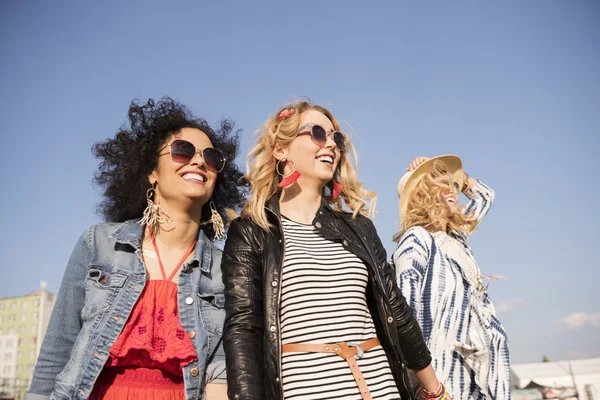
[391,156,510,400]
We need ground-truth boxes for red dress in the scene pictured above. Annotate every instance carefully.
[90,231,198,399]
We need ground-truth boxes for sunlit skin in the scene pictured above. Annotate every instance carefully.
[442,181,461,217]
[150,127,218,213]
[145,127,227,397]
[277,109,341,188]
[142,128,219,282]
[274,109,341,224]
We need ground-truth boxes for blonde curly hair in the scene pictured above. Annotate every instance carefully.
[242,101,376,231]
[393,159,476,242]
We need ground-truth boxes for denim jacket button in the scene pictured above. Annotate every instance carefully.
[190,367,199,377]
[269,325,276,332]
[275,377,280,383]
[387,317,394,323]
[185,296,194,305]
[271,281,278,287]
[315,222,322,229]
[188,330,196,339]
[343,240,349,246]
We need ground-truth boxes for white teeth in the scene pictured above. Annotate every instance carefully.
[183,173,205,182]
[317,156,333,164]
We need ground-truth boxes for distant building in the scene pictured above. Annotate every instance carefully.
[0,282,56,400]
[511,357,600,399]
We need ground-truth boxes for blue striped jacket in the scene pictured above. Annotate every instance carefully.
[392,181,510,400]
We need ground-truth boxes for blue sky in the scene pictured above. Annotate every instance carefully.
[1,1,598,364]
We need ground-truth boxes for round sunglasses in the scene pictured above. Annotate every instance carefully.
[161,139,226,172]
[297,123,346,152]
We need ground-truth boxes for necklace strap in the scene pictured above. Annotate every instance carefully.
[148,228,197,282]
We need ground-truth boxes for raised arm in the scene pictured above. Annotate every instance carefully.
[462,177,495,226]
[221,219,265,400]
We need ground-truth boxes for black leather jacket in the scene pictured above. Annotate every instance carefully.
[222,196,432,400]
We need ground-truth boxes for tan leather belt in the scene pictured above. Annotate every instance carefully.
[281,338,380,400]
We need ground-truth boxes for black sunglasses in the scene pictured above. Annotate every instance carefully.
[161,139,226,172]
[297,123,346,152]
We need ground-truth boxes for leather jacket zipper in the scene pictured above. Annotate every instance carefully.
[266,207,286,398]
[340,219,413,398]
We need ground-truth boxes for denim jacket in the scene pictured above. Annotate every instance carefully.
[26,220,226,400]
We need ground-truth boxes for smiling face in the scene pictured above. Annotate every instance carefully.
[149,127,217,208]
[277,109,341,187]
[401,159,478,235]
[441,179,461,217]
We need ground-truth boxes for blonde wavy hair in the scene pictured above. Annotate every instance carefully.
[242,101,376,231]
[393,160,477,242]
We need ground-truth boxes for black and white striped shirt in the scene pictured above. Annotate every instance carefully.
[280,217,401,400]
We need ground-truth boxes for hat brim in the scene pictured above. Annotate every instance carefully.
[397,155,464,224]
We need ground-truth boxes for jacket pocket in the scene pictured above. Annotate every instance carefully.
[87,267,128,288]
[197,292,226,335]
[81,266,128,320]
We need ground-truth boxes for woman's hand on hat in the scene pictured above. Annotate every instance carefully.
[406,156,430,171]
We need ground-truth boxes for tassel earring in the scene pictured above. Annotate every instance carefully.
[331,181,343,200]
[277,158,300,188]
[200,201,225,241]
[139,182,172,232]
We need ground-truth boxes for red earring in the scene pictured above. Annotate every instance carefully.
[277,158,301,188]
[332,181,343,200]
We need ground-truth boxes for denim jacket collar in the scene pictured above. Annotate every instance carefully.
[110,219,213,273]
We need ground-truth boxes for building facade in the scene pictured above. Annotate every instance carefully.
[0,282,56,400]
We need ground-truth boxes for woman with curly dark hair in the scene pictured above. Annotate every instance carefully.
[26,97,246,400]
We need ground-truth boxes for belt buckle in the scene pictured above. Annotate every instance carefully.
[346,342,364,359]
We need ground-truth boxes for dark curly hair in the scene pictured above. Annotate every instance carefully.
[92,97,247,239]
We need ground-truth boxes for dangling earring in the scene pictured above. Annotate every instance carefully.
[277,158,301,188]
[200,201,225,241]
[331,181,343,200]
[139,182,171,232]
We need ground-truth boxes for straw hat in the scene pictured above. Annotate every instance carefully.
[397,155,464,223]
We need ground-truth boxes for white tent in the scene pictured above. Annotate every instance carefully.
[511,357,600,399]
